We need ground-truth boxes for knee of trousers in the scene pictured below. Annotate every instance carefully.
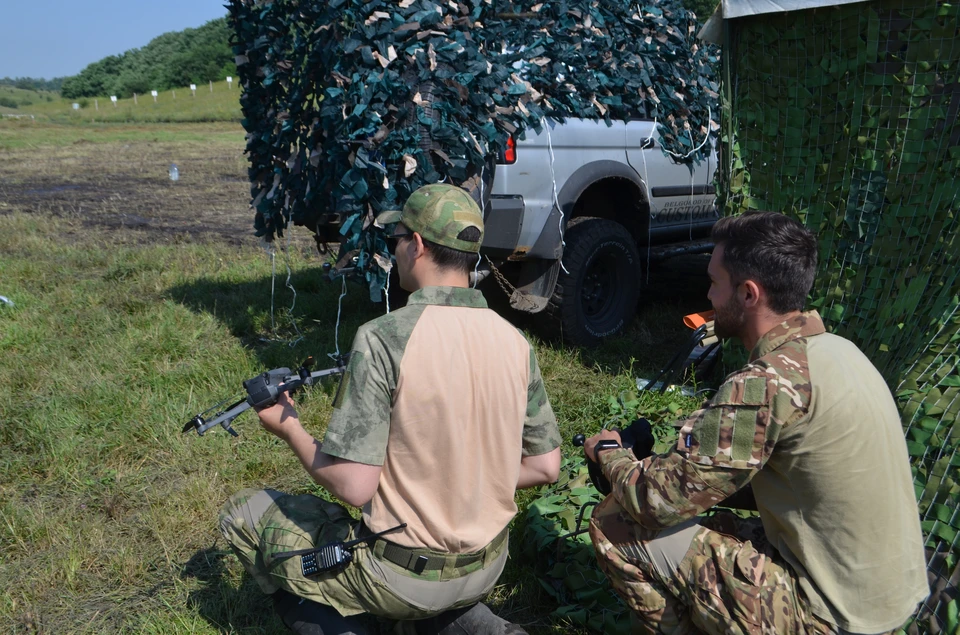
[588,497,699,605]
[588,497,660,584]
[218,488,276,542]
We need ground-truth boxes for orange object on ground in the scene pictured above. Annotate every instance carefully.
[683,310,716,329]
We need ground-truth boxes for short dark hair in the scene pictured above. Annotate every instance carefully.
[422,226,482,274]
[711,212,818,314]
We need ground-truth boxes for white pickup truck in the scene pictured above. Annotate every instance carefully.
[480,118,718,345]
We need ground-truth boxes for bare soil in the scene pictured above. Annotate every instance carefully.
[0,133,319,250]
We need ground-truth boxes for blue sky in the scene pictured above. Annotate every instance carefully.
[1,1,230,79]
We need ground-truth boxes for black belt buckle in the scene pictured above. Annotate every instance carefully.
[413,555,429,574]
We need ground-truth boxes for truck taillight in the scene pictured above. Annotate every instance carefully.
[502,135,517,164]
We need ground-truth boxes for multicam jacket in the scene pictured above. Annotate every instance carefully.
[597,310,928,632]
[597,313,823,528]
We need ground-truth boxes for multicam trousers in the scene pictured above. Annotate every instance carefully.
[219,488,507,621]
[588,496,899,635]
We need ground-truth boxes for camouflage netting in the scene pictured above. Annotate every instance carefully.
[523,1,960,632]
[226,0,718,299]
[718,1,960,632]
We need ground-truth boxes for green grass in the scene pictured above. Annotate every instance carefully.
[0,119,245,150]
[0,86,59,110]
[0,80,241,124]
[0,121,712,634]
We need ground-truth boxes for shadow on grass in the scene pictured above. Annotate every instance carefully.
[181,546,285,634]
[165,252,715,384]
[166,265,384,369]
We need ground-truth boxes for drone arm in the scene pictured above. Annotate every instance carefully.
[189,399,250,436]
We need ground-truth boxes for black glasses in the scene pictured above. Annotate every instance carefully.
[386,230,412,252]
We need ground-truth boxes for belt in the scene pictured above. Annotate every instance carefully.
[361,523,509,577]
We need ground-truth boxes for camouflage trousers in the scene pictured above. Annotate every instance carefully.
[219,488,507,621]
[588,496,899,635]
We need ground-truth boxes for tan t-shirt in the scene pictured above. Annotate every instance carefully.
[322,286,561,552]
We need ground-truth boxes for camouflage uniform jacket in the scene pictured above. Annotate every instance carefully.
[596,312,823,528]
[597,310,929,631]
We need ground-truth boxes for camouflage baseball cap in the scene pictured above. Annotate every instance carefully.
[376,184,484,253]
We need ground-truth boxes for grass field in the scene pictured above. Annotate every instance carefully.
[0,119,714,634]
[0,80,241,124]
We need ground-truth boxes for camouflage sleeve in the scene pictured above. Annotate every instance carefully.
[522,344,561,456]
[598,367,807,529]
[321,324,394,466]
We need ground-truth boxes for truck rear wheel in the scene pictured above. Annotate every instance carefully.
[547,218,641,346]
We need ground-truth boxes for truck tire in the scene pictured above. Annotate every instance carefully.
[547,218,641,346]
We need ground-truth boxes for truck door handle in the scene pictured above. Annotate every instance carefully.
[640,137,655,150]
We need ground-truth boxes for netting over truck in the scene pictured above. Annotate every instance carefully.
[227,0,718,299]
[716,1,960,631]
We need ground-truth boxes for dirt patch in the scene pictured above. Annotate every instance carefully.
[0,131,316,250]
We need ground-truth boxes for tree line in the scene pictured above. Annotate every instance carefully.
[0,77,66,92]
[61,17,235,99]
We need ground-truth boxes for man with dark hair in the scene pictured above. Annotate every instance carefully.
[219,184,562,634]
[583,211,928,634]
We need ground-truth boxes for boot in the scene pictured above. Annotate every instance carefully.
[271,589,371,635]
[412,602,527,635]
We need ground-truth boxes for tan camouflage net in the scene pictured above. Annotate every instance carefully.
[717,1,960,632]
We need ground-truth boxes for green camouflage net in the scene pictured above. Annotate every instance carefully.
[226,0,718,299]
[524,1,960,632]
[717,1,960,632]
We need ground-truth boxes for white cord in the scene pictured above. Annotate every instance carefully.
[281,231,304,347]
[657,106,713,161]
[475,161,485,289]
[269,249,277,332]
[639,129,653,284]
[261,233,303,346]
[384,272,391,314]
[333,275,347,358]
[544,119,570,274]
[473,252,481,288]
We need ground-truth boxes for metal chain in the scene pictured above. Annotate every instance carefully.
[485,255,517,298]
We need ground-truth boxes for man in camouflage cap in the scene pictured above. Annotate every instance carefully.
[583,212,928,634]
[219,183,562,634]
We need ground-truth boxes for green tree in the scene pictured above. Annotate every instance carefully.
[59,16,234,98]
[62,54,125,98]
[0,76,66,92]
[682,0,718,21]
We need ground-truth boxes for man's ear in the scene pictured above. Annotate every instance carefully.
[741,279,762,309]
[410,232,427,260]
